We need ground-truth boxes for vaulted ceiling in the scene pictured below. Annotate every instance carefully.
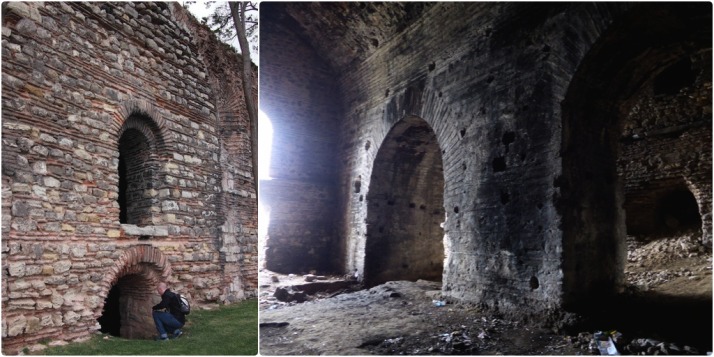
[261,2,435,74]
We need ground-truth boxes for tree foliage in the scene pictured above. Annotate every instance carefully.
[185,1,258,54]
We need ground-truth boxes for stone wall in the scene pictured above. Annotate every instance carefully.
[170,2,259,303]
[260,2,711,318]
[1,2,257,353]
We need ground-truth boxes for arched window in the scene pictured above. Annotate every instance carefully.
[117,114,165,226]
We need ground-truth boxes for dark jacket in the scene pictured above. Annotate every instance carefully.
[152,289,186,324]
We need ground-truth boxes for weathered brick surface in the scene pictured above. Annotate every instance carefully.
[1,2,257,353]
[260,2,711,318]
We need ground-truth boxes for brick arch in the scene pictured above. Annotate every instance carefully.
[684,177,712,242]
[118,116,162,153]
[365,86,463,208]
[363,115,445,286]
[114,99,174,225]
[97,246,172,313]
[556,3,711,309]
[95,246,172,339]
[114,99,172,154]
[349,84,463,282]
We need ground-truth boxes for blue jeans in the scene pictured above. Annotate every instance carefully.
[152,311,183,338]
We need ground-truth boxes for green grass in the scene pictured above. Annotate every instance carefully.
[41,299,258,355]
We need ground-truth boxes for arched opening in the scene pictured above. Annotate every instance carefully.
[97,246,172,339]
[118,155,128,223]
[561,3,711,349]
[117,115,163,226]
[657,188,701,233]
[625,181,703,238]
[364,116,445,287]
[561,2,710,308]
[97,269,160,339]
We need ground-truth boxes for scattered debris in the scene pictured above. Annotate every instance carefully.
[593,331,620,355]
[570,330,705,356]
[621,338,701,355]
[259,270,362,310]
[260,236,711,356]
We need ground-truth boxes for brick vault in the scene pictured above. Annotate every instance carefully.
[1,2,257,353]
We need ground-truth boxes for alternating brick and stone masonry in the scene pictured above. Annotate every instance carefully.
[1,2,257,353]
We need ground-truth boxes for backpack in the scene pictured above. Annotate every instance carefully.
[176,294,191,315]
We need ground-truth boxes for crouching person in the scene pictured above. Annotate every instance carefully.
[152,282,186,341]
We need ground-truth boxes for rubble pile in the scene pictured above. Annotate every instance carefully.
[627,233,706,265]
[625,267,705,290]
[625,233,711,290]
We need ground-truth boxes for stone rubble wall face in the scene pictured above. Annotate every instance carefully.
[618,51,713,244]
[169,2,259,302]
[1,2,256,353]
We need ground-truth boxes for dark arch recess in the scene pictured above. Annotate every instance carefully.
[96,246,172,339]
[364,116,445,287]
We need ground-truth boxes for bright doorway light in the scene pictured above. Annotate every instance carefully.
[258,110,273,269]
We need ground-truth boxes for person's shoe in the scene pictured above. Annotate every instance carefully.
[172,330,183,339]
[155,335,169,341]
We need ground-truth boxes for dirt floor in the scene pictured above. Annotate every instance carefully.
[259,233,712,355]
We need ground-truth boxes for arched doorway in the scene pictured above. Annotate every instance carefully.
[560,3,711,309]
[96,246,172,339]
[560,3,711,349]
[625,180,703,238]
[364,116,445,287]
